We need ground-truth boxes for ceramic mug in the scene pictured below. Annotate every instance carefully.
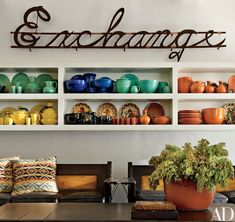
[0,118,3,125]
[31,113,41,125]
[26,117,31,125]
[130,85,140,93]
[157,82,169,93]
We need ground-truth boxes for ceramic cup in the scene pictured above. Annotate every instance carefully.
[0,118,3,125]
[16,86,22,93]
[11,85,16,93]
[116,83,131,93]
[130,85,140,93]
[31,113,41,125]
[26,117,31,125]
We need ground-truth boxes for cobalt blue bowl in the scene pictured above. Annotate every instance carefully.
[64,80,88,93]
[92,77,114,92]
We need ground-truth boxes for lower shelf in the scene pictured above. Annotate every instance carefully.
[0,124,234,131]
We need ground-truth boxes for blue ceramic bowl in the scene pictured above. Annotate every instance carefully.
[64,80,88,93]
[71,75,85,80]
[92,77,113,91]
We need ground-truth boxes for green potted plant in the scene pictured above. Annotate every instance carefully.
[149,139,234,211]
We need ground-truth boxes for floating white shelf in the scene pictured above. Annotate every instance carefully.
[0,94,58,100]
[0,63,234,131]
[0,124,234,131]
[63,93,173,100]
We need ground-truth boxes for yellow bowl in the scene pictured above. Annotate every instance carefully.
[41,118,57,125]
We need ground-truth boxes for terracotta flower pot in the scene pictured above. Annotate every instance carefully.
[178,77,193,93]
[164,180,215,211]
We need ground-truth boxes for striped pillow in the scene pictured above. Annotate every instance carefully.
[0,157,19,192]
[12,157,58,196]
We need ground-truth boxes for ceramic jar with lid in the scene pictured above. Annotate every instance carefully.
[215,81,227,93]
[205,81,215,93]
[40,103,57,125]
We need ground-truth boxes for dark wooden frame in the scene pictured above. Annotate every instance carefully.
[56,161,112,203]
[127,162,154,202]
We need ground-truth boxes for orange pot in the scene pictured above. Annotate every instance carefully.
[178,76,193,93]
[164,180,215,211]
[190,81,205,93]
[202,108,225,124]
[153,116,171,124]
[205,81,215,93]
[139,109,150,125]
[215,81,227,93]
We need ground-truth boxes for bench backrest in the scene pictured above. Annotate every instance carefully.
[56,161,112,195]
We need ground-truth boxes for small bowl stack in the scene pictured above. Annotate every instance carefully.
[178,110,203,124]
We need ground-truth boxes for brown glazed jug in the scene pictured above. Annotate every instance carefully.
[139,109,150,125]
[190,81,205,93]
[205,81,215,93]
[215,81,227,93]
[178,76,193,93]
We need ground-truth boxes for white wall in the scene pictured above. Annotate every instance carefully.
[0,0,235,202]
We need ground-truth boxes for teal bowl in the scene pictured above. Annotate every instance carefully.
[116,82,131,93]
[139,80,159,93]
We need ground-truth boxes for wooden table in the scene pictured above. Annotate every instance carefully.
[0,203,234,221]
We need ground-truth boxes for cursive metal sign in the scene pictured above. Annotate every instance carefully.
[11,6,226,61]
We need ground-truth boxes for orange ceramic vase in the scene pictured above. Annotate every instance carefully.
[139,109,150,125]
[215,81,227,93]
[190,81,205,93]
[178,76,193,93]
[164,180,215,211]
[205,81,215,93]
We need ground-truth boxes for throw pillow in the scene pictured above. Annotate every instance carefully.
[0,156,20,192]
[12,157,58,196]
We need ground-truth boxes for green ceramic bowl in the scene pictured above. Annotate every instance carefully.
[116,82,131,93]
[139,80,159,93]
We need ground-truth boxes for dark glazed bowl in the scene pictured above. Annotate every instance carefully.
[64,80,88,93]
[92,77,113,92]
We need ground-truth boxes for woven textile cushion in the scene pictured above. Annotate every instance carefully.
[0,157,19,192]
[12,157,58,196]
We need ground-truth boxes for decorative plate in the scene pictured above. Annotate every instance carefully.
[145,103,165,122]
[228,75,235,92]
[97,103,117,117]
[72,103,91,113]
[120,103,140,118]
[36,74,53,89]
[11,72,29,91]
[0,74,11,92]
[0,107,17,118]
[120,73,139,86]
[222,103,235,123]
[29,104,46,114]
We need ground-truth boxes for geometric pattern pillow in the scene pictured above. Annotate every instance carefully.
[11,157,58,196]
[0,157,20,193]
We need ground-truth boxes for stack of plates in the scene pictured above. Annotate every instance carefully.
[178,110,203,124]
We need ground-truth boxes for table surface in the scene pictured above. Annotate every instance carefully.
[0,203,234,221]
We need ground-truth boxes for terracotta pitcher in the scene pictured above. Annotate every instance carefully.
[215,81,227,93]
[178,76,193,93]
[139,109,150,125]
[190,81,205,93]
[205,81,215,93]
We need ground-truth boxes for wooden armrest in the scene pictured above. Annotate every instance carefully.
[120,177,136,185]
[104,177,119,185]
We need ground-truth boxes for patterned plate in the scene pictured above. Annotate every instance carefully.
[222,103,235,123]
[145,103,165,121]
[72,103,91,113]
[120,103,140,118]
[11,72,29,92]
[0,74,11,92]
[97,103,117,117]
[36,74,53,89]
